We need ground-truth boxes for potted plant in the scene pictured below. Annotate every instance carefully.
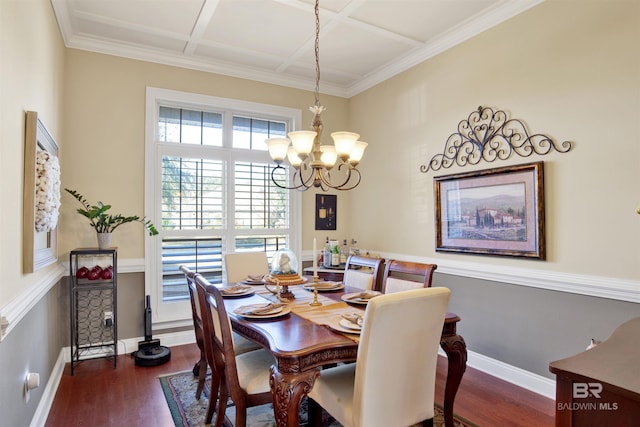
[65,188,158,249]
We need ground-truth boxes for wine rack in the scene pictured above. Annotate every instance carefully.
[69,248,117,375]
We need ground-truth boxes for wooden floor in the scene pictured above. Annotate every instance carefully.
[46,343,555,426]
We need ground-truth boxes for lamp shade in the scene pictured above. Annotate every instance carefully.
[287,146,303,168]
[320,145,338,169]
[265,138,290,163]
[348,141,368,166]
[331,132,360,160]
[288,131,316,157]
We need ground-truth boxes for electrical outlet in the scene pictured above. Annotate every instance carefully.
[104,311,113,327]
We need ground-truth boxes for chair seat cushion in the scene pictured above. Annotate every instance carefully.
[308,363,356,426]
[236,349,275,394]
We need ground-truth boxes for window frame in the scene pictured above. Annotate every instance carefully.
[145,87,302,328]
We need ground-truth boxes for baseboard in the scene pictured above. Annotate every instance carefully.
[438,347,556,399]
[30,349,66,427]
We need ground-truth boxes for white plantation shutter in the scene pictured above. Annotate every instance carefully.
[146,88,302,325]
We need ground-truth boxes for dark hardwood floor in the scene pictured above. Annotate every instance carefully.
[46,343,555,426]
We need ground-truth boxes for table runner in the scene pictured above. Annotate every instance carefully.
[255,285,362,342]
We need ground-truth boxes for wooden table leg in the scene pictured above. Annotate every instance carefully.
[270,366,320,427]
[440,333,467,427]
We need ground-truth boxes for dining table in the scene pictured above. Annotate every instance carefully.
[222,280,467,427]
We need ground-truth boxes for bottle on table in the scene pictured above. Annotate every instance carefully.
[331,244,340,267]
[340,239,348,267]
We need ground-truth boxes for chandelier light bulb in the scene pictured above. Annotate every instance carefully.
[320,145,338,169]
[331,132,360,161]
[348,141,368,166]
[288,131,316,158]
[265,138,290,164]
[287,146,304,168]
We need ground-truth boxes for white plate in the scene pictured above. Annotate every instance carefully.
[339,318,362,331]
[341,291,381,305]
[240,280,264,286]
[328,318,361,335]
[233,304,291,319]
[220,288,255,298]
[302,282,344,292]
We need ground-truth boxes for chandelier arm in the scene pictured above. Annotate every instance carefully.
[334,164,362,191]
[270,164,308,191]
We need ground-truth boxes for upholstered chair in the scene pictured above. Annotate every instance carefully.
[224,251,270,284]
[381,259,437,294]
[195,275,274,427]
[343,255,384,291]
[308,287,451,427]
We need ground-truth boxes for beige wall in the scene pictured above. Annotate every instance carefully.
[349,0,640,281]
[0,0,66,305]
[59,50,352,260]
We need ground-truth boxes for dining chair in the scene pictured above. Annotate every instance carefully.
[179,265,208,400]
[343,255,384,291]
[195,275,275,427]
[381,259,438,294]
[224,251,270,284]
[307,287,451,427]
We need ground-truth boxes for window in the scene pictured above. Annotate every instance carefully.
[145,88,302,326]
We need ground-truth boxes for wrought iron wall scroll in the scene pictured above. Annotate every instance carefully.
[420,106,573,172]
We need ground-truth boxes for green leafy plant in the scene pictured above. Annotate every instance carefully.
[65,188,158,236]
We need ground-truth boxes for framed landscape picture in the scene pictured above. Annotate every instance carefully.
[434,161,545,259]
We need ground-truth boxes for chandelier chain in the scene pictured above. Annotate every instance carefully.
[314,0,321,107]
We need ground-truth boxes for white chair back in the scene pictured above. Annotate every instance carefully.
[355,287,450,426]
[224,252,269,283]
[344,269,374,290]
[383,277,422,294]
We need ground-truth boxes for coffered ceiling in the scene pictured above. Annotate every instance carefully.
[51,0,543,98]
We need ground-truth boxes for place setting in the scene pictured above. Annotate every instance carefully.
[239,274,266,285]
[341,290,382,305]
[219,284,255,298]
[302,281,344,292]
[327,312,363,335]
[232,302,291,319]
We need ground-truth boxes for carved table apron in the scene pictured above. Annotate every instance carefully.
[225,287,467,427]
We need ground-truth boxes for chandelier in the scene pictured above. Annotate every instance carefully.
[265,0,367,191]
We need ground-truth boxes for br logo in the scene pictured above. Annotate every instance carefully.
[573,382,603,398]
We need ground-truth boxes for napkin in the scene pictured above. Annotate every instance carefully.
[236,303,287,316]
[346,290,380,300]
[313,281,342,289]
[246,274,265,282]
[220,284,251,295]
[341,313,363,327]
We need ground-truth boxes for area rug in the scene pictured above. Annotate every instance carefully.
[160,370,477,427]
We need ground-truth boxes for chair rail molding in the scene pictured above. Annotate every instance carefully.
[0,263,66,342]
[380,252,639,304]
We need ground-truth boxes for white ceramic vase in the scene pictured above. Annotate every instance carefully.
[97,232,113,249]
